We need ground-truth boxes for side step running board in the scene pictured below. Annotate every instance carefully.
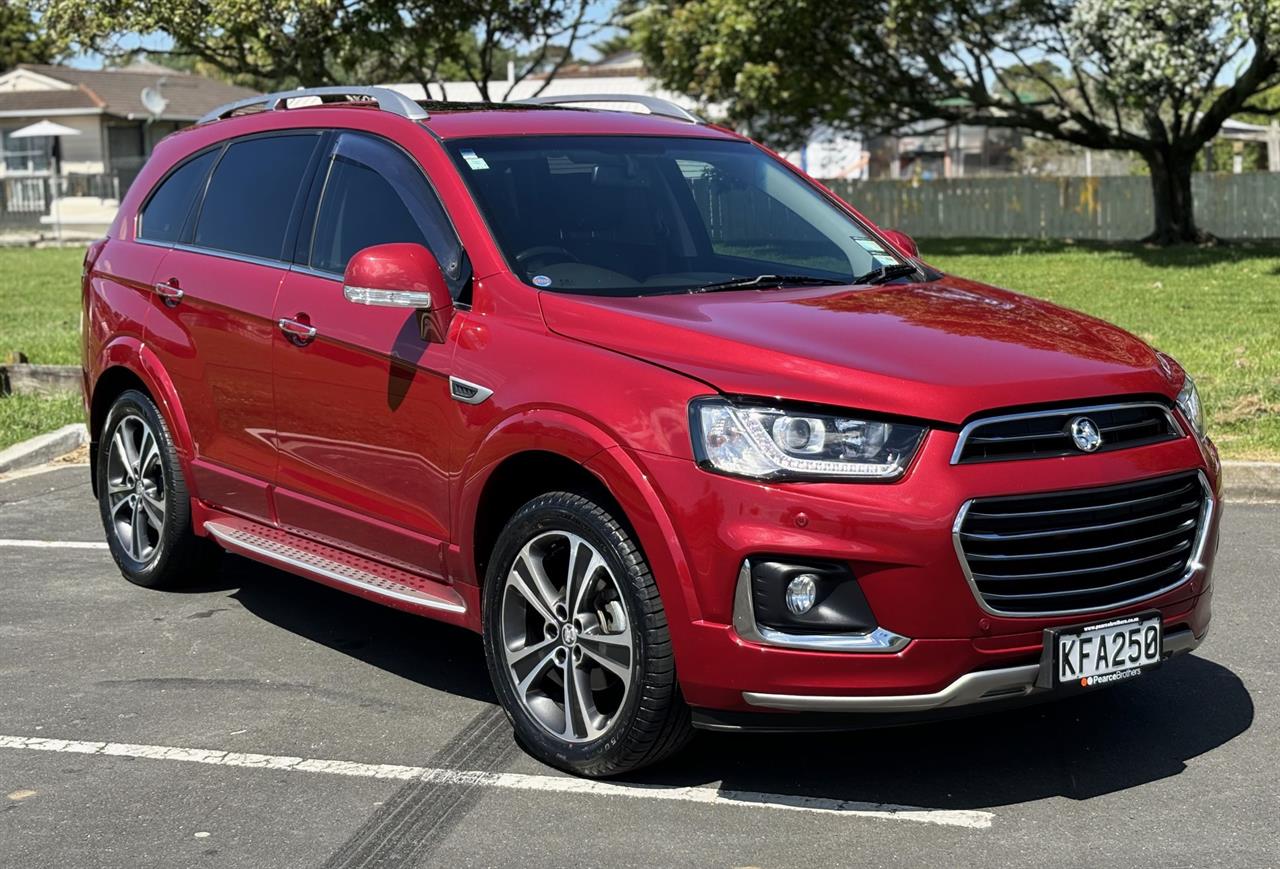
[204,517,466,616]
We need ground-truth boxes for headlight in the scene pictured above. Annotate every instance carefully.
[690,398,926,480]
[1176,374,1205,438]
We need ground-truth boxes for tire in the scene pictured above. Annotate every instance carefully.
[96,389,214,589]
[482,491,693,777]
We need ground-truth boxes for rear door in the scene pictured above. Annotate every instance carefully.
[271,131,466,576]
[144,131,324,521]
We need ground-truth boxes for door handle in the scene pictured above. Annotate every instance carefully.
[278,317,318,346]
[153,280,184,306]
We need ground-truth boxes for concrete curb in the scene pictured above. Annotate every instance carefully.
[1221,461,1280,503]
[0,423,88,475]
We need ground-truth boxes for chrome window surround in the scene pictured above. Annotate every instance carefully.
[949,401,1185,465]
[732,561,910,653]
[951,470,1215,619]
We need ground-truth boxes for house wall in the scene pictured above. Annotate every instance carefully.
[0,115,106,177]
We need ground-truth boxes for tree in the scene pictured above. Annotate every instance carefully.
[1,0,67,70]
[635,0,1280,244]
[41,0,609,98]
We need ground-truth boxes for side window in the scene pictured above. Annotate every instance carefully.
[310,133,462,286]
[194,134,320,261]
[138,149,217,243]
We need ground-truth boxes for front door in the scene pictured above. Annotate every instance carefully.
[272,131,467,578]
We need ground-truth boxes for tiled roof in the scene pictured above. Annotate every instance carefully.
[14,63,259,120]
[0,88,100,114]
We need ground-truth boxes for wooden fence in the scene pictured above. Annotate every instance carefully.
[825,172,1280,240]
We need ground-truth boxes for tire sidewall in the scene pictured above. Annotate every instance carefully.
[483,495,651,771]
[97,390,188,587]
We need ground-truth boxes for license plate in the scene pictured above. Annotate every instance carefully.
[1054,613,1162,687]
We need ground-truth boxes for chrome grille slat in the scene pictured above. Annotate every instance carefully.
[959,500,1200,541]
[954,471,1210,616]
[971,539,1190,581]
[979,562,1186,602]
[952,401,1182,464]
[965,481,1197,520]
[963,519,1196,561]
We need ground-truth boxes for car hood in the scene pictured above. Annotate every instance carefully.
[539,278,1180,425]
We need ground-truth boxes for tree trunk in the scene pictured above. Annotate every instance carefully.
[1142,149,1210,245]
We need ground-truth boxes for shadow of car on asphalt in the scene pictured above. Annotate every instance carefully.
[217,553,1252,811]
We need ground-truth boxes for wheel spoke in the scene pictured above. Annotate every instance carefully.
[139,429,160,478]
[140,491,165,531]
[129,498,146,560]
[579,641,632,682]
[561,657,600,740]
[566,543,605,619]
[504,634,556,672]
[515,650,558,698]
[111,428,133,475]
[509,551,558,625]
[109,493,132,518]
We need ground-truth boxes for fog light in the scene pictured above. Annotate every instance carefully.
[785,574,818,614]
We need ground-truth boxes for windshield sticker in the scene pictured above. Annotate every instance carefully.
[855,238,889,254]
[461,148,490,170]
[531,274,552,287]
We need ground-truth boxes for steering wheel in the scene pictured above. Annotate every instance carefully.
[515,245,580,267]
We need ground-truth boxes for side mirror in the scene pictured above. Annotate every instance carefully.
[881,229,919,258]
[343,242,454,343]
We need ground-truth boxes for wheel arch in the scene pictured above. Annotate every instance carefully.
[454,409,703,634]
[88,338,195,498]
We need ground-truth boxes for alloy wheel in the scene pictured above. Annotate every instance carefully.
[500,530,634,743]
[105,413,166,563]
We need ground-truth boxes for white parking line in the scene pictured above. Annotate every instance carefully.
[0,539,107,549]
[0,734,993,829]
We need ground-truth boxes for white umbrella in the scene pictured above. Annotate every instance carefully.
[10,120,82,241]
[8,119,82,139]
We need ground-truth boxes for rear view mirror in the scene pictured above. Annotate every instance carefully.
[881,229,919,258]
[343,243,454,343]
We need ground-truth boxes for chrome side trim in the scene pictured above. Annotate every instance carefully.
[743,628,1202,712]
[732,561,911,653]
[952,471,1215,618]
[199,86,429,125]
[204,521,466,614]
[448,376,493,405]
[950,401,1184,465]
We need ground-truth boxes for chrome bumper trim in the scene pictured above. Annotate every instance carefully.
[732,561,911,653]
[742,627,1203,712]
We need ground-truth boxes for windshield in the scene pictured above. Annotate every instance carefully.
[447,136,905,296]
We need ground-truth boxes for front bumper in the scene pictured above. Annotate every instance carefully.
[636,425,1221,713]
[740,623,1203,715]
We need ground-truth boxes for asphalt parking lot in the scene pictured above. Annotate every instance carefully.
[1,464,1276,868]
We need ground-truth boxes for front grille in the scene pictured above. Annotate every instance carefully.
[954,403,1180,463]
[954,472,1208,615]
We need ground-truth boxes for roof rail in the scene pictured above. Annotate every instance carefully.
[515,94,702,124]
[198,86,429,125]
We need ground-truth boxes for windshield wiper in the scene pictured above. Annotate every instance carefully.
[850,263,922,286]
[689,274,848,294]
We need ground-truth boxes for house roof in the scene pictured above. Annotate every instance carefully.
[0,88,101,116]
[9,63,259,121]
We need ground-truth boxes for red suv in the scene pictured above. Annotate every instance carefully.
[82,87,1218,776]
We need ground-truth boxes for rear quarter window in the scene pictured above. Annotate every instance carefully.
[137,149,217,243]
[193,134,321,261]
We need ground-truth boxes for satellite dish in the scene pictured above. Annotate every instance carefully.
[141,85,169,119]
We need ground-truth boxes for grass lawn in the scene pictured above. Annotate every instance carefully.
[1,246,85,452]
[924,239,1280,460]
[1,242,1277,458]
